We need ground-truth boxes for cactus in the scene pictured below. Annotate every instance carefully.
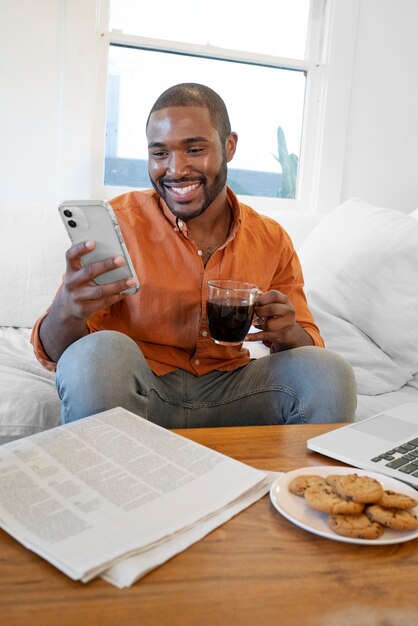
[273,126,299,199]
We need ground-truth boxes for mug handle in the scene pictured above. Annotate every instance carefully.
[253,289,267,327]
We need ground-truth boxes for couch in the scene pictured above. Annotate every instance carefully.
[1,197,417,444]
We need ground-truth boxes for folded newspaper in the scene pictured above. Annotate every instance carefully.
[0,407,276,587]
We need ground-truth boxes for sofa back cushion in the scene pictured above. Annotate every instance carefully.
[299,198,418,395]
[0,204,68,327]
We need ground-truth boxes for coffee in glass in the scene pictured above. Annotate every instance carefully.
[206,280,259,345]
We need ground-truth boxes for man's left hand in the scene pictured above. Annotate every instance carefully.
[245,290,313,351]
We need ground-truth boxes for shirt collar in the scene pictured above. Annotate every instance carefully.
[226,186,242,238]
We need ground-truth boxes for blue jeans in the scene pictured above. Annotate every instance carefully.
[56,331,357,427]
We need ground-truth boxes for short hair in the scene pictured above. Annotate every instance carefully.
[146,83,232,143]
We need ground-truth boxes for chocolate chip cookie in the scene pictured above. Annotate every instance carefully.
[376,489,417,510]
[335,473,384,503]
[288,475,327,497]
[304,484,364,515]
[366,505,418,531]
[329,513,385,539]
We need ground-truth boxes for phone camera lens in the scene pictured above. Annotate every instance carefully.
[63,209,73,218]
[68,220,77,228]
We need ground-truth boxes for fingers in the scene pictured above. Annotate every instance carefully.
[244,329,268,342]
[64,273,136,301]
[65,240,130,287]
[255,290,294,321]
[61,277,136,320]
[66,241,125,278]
[255,289,288,310]
[62,241,136,320]
[79,254,126,284]
[65,240,96,271]
[248,289,296,343]
[70,278,136,301]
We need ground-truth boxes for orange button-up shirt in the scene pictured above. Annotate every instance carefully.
[31,187,323,374]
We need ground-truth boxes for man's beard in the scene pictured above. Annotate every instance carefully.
[149,157,228,221]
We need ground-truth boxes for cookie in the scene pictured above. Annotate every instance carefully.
[304,484,364,515]
[376,489,418,510]
[325,474,343,488]
[366,505,418,531]
[335,474,384,503]
[288,475,327,497]
[329,513,384,539]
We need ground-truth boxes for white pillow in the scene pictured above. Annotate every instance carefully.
[0,328,60,443]
[299,198,418,395]
[0,204,68,327]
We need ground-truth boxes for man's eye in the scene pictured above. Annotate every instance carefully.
[152,151,168,158]
[188,147,203,155]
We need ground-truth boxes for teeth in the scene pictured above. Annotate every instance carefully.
[171,183,199,195]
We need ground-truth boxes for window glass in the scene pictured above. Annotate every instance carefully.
[109,0,311,59]
[105,45,305,198]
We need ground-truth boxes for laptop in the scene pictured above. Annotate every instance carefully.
[307,403,418,489]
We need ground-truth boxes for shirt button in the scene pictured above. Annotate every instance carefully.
[197,249,203,256]
[202,330,208,337]
[194,359,200,365]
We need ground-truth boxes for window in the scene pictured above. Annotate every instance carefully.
[93,1,353,213]
[105,46,306,199]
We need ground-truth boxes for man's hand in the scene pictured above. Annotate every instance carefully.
[245,289,313,351]
[39,240,137,362]
[58,240,137,321]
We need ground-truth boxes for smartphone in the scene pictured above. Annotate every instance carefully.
[58,200,140,295]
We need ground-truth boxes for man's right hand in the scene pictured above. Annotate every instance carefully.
[59,240,137,320]
[39,240,137,362]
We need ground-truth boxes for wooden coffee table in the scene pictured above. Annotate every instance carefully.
[1,423,417,626]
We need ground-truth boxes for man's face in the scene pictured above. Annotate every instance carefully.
[147,106,236,221]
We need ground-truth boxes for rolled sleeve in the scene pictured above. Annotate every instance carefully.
[30,312,57,372]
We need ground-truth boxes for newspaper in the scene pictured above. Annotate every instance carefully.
[0,407,273,586]
[101,472,278,588]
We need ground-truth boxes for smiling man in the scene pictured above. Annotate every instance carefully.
[147,105,233,220]
[31,83,357,427]
[146,103,236,267]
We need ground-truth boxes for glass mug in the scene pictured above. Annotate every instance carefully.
[206,280,259,346]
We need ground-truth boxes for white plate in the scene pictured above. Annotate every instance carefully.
[270,465,418,545]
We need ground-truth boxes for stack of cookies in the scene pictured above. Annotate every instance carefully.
[288,473,418,539]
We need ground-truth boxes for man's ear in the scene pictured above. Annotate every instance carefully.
[225,132,238,163]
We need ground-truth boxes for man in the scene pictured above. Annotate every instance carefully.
[31,82,357,427]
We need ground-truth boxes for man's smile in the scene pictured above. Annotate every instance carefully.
[161,181,203,203]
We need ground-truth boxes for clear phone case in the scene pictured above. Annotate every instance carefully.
[58,200,140,295]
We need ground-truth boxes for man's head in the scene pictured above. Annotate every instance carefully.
[146,83,237,221]
[146,83,232,144]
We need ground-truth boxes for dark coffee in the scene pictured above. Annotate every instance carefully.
[207,298,255,344]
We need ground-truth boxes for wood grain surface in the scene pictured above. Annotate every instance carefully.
[1,423,417,626]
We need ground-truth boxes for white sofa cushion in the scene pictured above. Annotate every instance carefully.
[299,198,418,395]
[0,204,68,327]
[0,327,60,443]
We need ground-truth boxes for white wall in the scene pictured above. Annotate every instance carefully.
[0,0,97,207]
[1,0,417,212]
[341,0,418,212]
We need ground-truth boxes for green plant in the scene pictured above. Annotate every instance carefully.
[273,126,299,199]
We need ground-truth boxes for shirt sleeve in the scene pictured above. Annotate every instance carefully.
[29,280,101,371]
[30,303,104,372]
[270,233,324,348]
[30,311,58,372]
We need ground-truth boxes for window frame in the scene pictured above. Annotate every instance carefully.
[91,0,360,215]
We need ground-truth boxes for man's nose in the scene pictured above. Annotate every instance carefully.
[167,152,189,178]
